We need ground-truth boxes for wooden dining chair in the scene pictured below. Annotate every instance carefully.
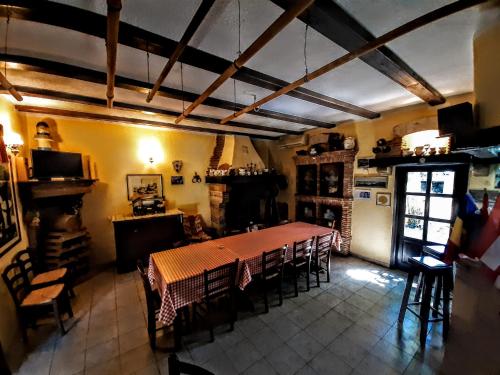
[312,232,335,287]
[290,238,314,297]
[2,262,73,341]
[136,260,187,351]
[261,246,287,313]
[167,354,214,375]
[14,249,75,297]
[193,259,239,342]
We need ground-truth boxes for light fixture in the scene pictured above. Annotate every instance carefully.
[4,131,23,156]
[137,137,164,166]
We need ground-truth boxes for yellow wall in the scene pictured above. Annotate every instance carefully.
[268,93,474,266]
[20,114,217,265]
[0,96,29,357]
[474,21,500,128]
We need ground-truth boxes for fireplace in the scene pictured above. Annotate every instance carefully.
[206,175,287,234]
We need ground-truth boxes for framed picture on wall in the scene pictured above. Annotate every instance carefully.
[126,174,163,201]
[354,175,388,189]
[376,192,391,206]
[0,158,21,258]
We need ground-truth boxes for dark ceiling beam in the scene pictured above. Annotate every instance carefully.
[221,0,484,123]
[175,0,314,123]
[0,0,378,119]
[2,53,333,129]
[105,0,121,107]
[271,0,446,105]
[147,0,215,103]
[12,85,301,135]
[14,105,281,140]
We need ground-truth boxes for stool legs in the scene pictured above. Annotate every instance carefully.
[442,270,453,340]
[432,276,443,318]
[420,273,435,346]
[398,271,416,327]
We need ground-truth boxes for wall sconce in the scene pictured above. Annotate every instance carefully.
[4,131,24,156]
[137,137,164,166]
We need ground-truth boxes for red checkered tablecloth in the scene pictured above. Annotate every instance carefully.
[215,222,341,276]
[148,222,340,325]
[148,242,251,325]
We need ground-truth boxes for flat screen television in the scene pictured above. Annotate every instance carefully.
[438,102,476,148]
[31,150,84,179]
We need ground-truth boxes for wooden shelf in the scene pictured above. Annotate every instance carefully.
[367,153,499,168]
[18,179,97,199]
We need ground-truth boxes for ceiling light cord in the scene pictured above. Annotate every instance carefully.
[4,6,10,78]
[237,0,242,57]
[233,79,237,115]
[146,41,151,96]
[304,23,309,82]
[180,62,185,114]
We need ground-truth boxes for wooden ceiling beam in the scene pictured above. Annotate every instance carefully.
[12,86,301,135]
[0,0,377,119]
[0,71,22,101]
[2,53,334,128]
[146,0,214,103]
[174,0,314,124]
[221,0,485,124]
[105,0,121,108]
[271,0,446,105]
[14,105,281,140]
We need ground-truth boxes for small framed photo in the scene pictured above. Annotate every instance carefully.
[376,192,391,206]
[354,190,371,200]
[171,176,184,185]
[126,174,163,201]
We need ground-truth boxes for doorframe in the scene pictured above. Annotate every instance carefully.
[389,162,470,268]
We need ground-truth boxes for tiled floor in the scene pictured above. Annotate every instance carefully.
[10,256,450,375]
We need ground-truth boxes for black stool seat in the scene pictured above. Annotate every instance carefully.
[399,256,453,346]
[422,245,446,260]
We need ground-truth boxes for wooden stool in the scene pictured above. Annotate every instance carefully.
[398,256,453,346]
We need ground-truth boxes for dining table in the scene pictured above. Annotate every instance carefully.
[148,222,341,325]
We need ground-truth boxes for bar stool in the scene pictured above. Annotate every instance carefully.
[398,256,453,346]
[414,245,451,317]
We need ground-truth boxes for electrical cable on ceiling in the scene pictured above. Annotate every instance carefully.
[180,62,185,113]
[233,79,237,115]
[237,0,242,57]
[4,6,10,78]
[304,23,309,82]
[146,41,151,96]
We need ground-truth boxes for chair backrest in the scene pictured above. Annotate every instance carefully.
[315,232,334,258]
[14,249,36,282]
[293,238,314,261]
[246,224,259,232]
[168,354,214,375]
[137,260,157,319]
[2,263,29,308]
[262,246,287,277]
[203,259,239,302]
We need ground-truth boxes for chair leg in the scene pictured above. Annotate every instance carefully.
[173,314,182,350]
[398,271,415,327]
[432,276,442,318]
[18,310,28,343]
[315,256,320,288]
[420,274,434,346]
[148,312,157,350]
[293,266,299,297]
[263,280,269,313]
[414,273,423,302]
[442,271,452,340]
[306,260,310,292]
[278,275,283,306]
[52,300,66,336]
[326,254,331,283]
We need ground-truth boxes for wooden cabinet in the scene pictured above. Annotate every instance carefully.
[112,210,184,273]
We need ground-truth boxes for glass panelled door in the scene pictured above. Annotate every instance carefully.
[393,165,468,270]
